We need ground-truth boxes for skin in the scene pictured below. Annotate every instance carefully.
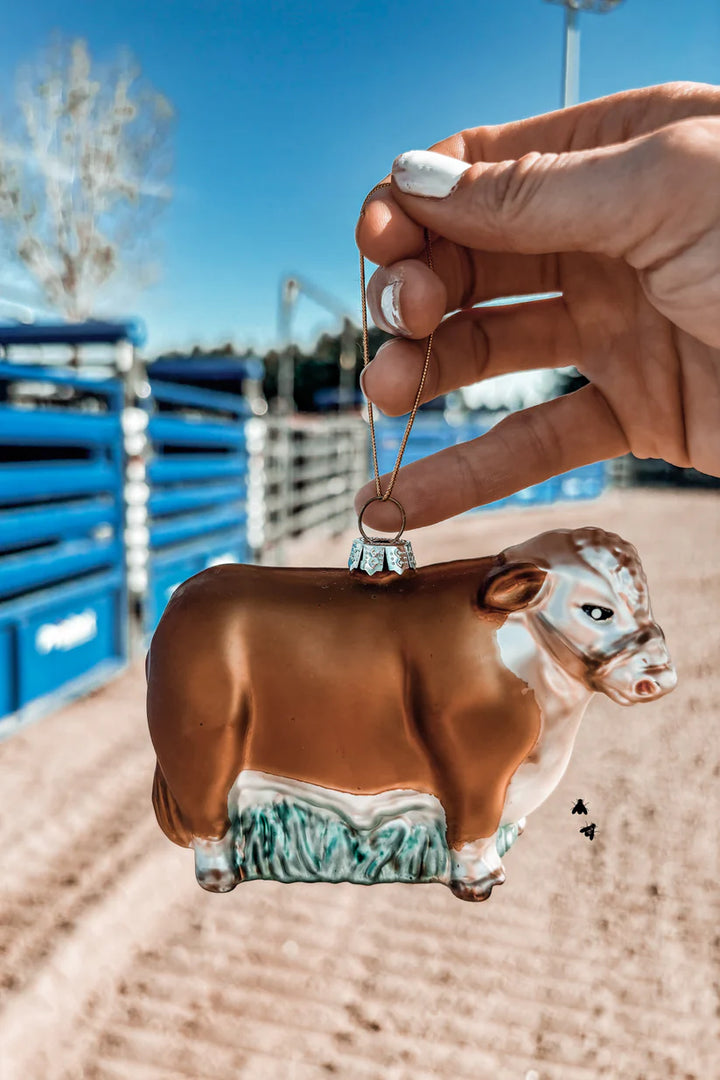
[354,82,720,531]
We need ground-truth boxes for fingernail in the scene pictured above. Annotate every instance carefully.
[359,341,393,399]
[378,279,409,335]
[392,149,471,198]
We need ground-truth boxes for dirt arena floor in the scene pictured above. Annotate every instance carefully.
[0,489,718,1080]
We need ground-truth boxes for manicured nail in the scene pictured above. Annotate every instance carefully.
[392,150,471,198]
[378,279,408,335]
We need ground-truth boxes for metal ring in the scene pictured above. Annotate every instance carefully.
[358,496,406,544]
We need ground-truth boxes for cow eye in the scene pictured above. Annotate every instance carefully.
[582,604,614,622]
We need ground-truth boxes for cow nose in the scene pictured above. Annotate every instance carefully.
[634,665,677,699]
[635,678,658,697]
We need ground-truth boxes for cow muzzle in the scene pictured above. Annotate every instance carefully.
[630,664,678,701]
[594,626,677,706]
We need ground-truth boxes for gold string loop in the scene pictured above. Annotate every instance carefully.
[359,182,435,533]
[357,495,406,544]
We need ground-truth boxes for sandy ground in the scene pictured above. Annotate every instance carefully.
[0,489,718,1080]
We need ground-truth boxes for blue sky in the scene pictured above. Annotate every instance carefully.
[0,0,718,356]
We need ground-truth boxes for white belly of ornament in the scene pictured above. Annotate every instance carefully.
[228,770,453,885]
[501,741,577,825]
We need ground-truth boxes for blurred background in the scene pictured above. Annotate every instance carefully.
[0,2,718,1079]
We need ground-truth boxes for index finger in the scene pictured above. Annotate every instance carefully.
[356,134,468,267]
[356,82,720,267]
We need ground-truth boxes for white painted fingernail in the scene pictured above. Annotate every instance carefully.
[378,280,408,335]
[393,150,471,198]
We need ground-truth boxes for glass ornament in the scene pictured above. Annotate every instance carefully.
[146,525,676,903]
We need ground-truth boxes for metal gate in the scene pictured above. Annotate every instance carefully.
[134,379,252,638]
[249,415,368,561]
[0,361,128,733]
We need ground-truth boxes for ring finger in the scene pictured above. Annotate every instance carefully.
[362,296,580,416]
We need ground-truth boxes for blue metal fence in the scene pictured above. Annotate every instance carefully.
[0,361,128,731]
[139,378,252,637]
[374,413,607,509]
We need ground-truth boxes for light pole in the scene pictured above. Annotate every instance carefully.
[544,0,625,108]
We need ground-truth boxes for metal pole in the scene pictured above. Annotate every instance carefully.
[276,278,296,415]
[545,1,624,108]
[338,318,356,412]
[562,4,581,107]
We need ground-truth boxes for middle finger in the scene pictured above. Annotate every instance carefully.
[367,240,561,339]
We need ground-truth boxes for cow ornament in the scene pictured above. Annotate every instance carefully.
[146,525,676,903]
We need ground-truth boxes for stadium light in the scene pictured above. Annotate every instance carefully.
[544,0,625,107]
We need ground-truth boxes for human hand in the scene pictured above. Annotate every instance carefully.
[355,82,720,530]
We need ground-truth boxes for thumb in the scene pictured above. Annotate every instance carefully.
[390,135,666,259]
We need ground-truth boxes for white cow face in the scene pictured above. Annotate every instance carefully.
[485,528,677,706]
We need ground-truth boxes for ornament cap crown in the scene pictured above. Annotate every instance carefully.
[348,537,417,576]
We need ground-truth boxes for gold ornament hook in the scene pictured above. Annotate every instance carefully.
[357,496,406,544]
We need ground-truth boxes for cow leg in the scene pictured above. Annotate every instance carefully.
[147,631,251,894]
[449,833,506,902]
[193,832,239,893]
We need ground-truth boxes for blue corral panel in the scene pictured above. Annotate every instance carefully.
[0,498,115,551]
[149,503,246,549]
[147,454,247,484]
[557,462,607,500]
[0,320,144,348]
[149,378,252,417]
[0,406,121,445]
[142,376,251,640]
[15,572,124,708]
[0,462,118,504]
[0,569,128,736]
[0,622,13,719]
[0,538,121,600]
[148,481,242,517]
[145,529,248,636]
[149,415,247,448]
[0,360,127,730]
[0,360,124,405]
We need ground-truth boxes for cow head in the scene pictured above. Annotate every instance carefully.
[482,527,677,706]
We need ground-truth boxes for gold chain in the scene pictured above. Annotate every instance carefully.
[359,181,435,507]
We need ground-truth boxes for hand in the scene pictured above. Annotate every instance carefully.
[355,82,720,530]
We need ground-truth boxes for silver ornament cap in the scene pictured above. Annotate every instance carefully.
[348,495,417,576]
[348,536,417,576]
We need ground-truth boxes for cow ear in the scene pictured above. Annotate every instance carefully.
[480,562,547,613]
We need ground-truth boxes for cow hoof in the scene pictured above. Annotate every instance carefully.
[192,834,240,893]
[449,868,505,903]
[450,880,492,903]
[196,866,239,893]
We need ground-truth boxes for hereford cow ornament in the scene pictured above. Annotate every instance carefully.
[146,525,676,903]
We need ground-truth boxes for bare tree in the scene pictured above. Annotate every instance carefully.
[0,36,174,321]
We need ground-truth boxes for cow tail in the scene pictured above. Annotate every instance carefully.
[152,764,193,848]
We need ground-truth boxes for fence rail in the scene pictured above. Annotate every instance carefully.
[247,416,368,558]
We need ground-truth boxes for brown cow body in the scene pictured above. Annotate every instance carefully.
[147,558,541,853]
